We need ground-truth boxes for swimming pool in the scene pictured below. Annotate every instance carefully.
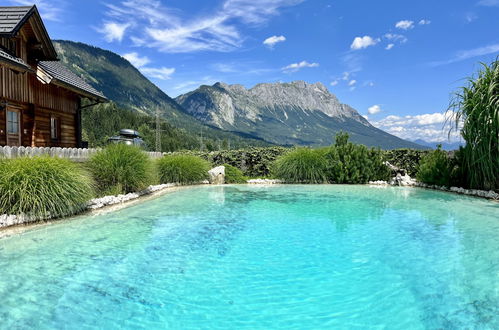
[0,185,498,329]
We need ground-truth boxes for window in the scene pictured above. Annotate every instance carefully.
[50,116,59,140]
[7,111,19,134]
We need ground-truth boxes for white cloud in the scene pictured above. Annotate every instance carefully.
[103,0,304,53]
[263,35,286,48]
[330,80,338,86]
[282,60,319,72]
[350,36,379,50]
[368,105,381,115]
[140,67,175,80]
[100,22,130,42]
[9,0,65,21]
[430,43,499,66]
[395,20,414,30]
[418,19,431,25]
[384,33,408,43]
[478,0,499,6]
[123,52,150,68]
[371,111,462,143]
[386,43,394,50]
[348,79,357,86]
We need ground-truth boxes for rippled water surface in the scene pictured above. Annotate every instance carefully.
[1,185,498,329]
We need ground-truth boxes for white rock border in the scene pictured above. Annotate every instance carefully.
[0,182,210,229]
[246,179,283,184]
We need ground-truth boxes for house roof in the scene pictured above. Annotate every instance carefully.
[38,61,107,102]
[0,6,33,35]
[0,47,32,71]
[0,5,57,60]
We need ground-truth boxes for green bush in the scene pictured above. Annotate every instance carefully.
[171,147,290,177]
[416,146,452,186]
[157,155,210,184]
[0,156,93,219]
[223,164,247,183]
[384,149,430,177]
[272,148,328,183]
[324,132,390,183]
[88,144,154,195]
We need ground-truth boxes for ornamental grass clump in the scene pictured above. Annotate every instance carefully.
[0,156,93,219]
[157,155,210,184]
[448,59,499,190]
[272,148,328,183]
[88,144,155,195]
[223,164,247,183]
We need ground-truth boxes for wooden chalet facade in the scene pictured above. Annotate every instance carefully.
[0,5,106,148]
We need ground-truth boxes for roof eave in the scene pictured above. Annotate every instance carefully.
[0,57,33,73]
[51,78,107,102]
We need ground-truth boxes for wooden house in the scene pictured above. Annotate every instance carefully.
[0,5,106,148]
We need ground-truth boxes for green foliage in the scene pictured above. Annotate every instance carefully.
[157,155,210,184]
[0,157,93,219]
[171,147,290,177]
[384,149,430,177]
[271,133,390,184]
[223,164,247,183]
[324,133,391,183]
[449,59,499,190]
[416,146,452,186]
[272,148,329,183]
[88,144,155,195]
[82,101,201,151]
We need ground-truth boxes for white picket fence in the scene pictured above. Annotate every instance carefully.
[0,146,165,161]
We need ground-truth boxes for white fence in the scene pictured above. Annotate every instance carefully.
[0,146,165,161]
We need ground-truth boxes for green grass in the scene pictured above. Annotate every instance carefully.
[157,155,211,184]
[0,156,93,219]
[88,144,155,195]
[272,148,328,183]
[223,164,247,183]
[449,59,499,190]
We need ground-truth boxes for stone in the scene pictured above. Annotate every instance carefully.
[208,166,225,185]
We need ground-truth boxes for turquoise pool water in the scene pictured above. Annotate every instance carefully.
[0,185,498,329]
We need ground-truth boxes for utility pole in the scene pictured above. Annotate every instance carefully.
[155,107,161,152]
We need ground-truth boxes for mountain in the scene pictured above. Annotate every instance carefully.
[412,139,463,151]
[53,40,270,149]
[176,81,424,149]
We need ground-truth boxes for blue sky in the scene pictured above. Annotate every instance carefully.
[11,0,499,142]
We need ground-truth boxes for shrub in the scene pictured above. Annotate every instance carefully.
[88,144,154,195]
[157,155,210,184]
[170,147,290,177]
[324,132,390,183]
[223,164,247,183]
[416,145,452,186]
[0,156,93,219]
[449,59,499,190]
[272,148,328,183]
[384,149,430,177]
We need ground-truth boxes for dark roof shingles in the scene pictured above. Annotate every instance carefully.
[38,61,106,100]
[0,6,32,34]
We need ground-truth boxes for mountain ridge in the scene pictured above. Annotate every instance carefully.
[176,81,425,149]
[53,40,271,148]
